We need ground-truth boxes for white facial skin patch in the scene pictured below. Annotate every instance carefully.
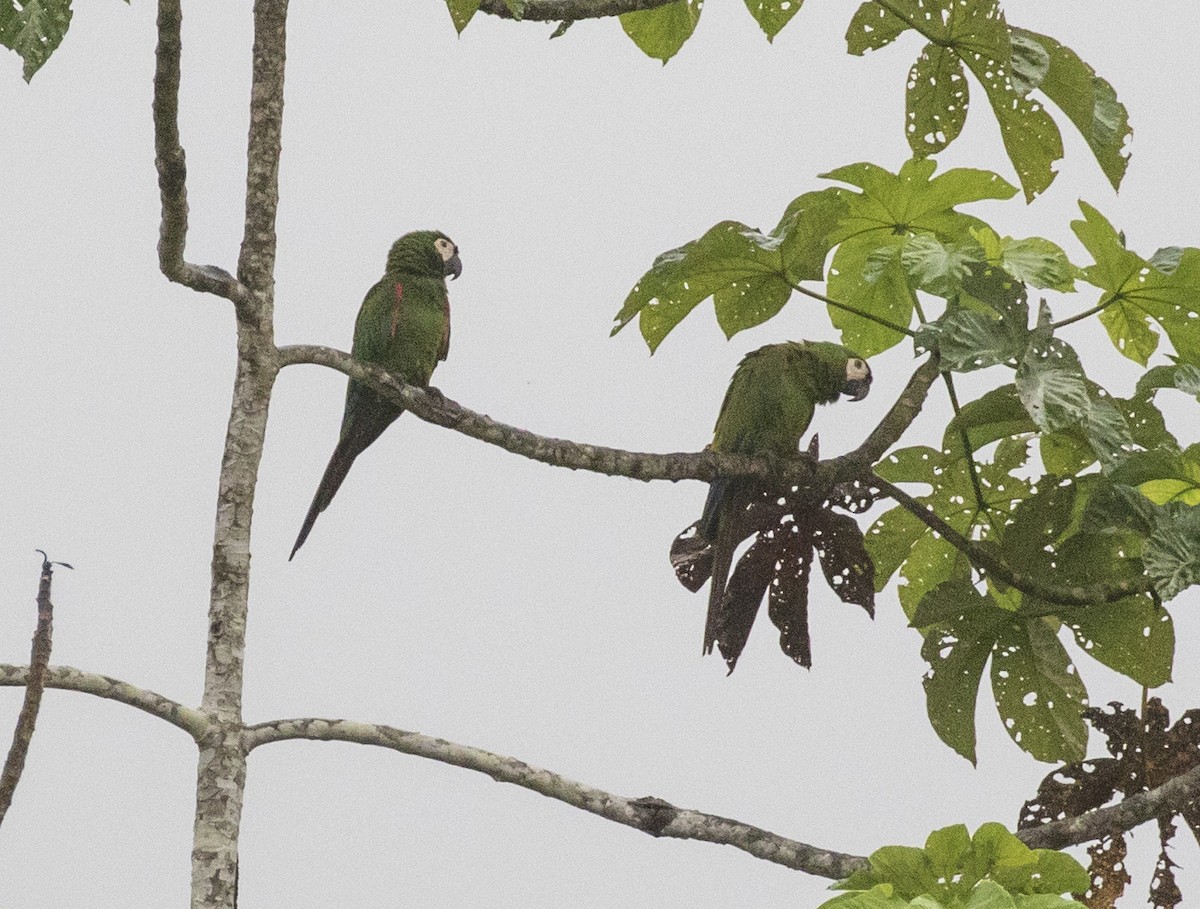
[435,237,458,261]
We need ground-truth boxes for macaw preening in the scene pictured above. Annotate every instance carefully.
[290,230,462,560]
[691,341,872,658]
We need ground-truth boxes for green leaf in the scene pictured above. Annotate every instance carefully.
[907,43,969,156]
[821,159,1016,243]
[503,0,526,19]
[964,880,1017,909]
[1011,29,1131,191]
[1143,507,1200,600]
[934,309,1028,373]
[1,0,72,81]
[1020,850,1091,895]
[827,237,916,356]
[990,617,1088,762]
[742,0,803,42]
[925,824,972,884]
[869,845,940,900]
[1015,310,1090,433]
[1063,593,1173,688]
[1136,363,1200,401]
[1073,202,1200,366]
[988,235,1076,292]
[901,234,983,297]
[620,0,701,63]
[773,188,850,283]
[922,586,1006,764]
[1098,300,1160,365]
[819,884,912,909]
[611,221,790,351]
[866,505,929,591]
[943,385,1036,456]
[844,1,909,55]
[445,0,482,32]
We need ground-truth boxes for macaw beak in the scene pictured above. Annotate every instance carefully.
[844,376,872,401]
[445,252,463,280]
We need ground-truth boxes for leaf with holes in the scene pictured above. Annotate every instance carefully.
[611,221,790,351]
[444,0,482,32]
[1143,507,1200,601]
[773,188,850,284]
[971,227,1077,292]
[990,616,1088,763]
[907,43,969,156]
[1,0,72,81]
[1011,29,1131,192]
[901,234,984,298]
[827,236,916,356]
[742,0,803,41]
[1074,202,1200,367]
[920,580,1006,764]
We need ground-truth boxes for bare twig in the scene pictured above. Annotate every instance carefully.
[245,717,869,880]
[0,554,64,825]
[479,0,678,20]
[0,664,208,741]
[153,0,246,303]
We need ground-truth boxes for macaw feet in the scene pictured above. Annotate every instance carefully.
[422,385,447,405]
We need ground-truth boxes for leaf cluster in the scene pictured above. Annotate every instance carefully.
[823,822,1088,909]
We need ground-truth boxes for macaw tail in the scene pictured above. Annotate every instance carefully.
[289,407,399,560]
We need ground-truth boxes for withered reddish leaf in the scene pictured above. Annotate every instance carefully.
[1024,698,1200,909]
[670,522,713,593]
[715,537,777,672]
[1151,818,1181,909]
[813,509,876,617]
[1019,758,1123,829]
[768,517,816,668]
[1084,835,1130,909]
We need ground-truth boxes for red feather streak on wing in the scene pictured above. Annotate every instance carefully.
[389,281,404,340]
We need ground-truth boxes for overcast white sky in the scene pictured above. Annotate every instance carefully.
[2,2,1199,906]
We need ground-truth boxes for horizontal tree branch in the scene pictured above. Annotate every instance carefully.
[872,475,1153,607]
[479,0,678,21]
[276,345,938,490]
[244,717,869,879]
[0,664,208,741]
[1019,761,1200,851]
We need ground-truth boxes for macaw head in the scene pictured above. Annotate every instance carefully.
[842,353,872,401]
[387,230,463,280]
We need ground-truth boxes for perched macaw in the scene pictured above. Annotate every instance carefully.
[290,230,462,560]
[693,341,872,657]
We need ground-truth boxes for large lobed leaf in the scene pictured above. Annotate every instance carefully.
[1,0,73,81]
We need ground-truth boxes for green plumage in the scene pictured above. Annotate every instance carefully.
[695,341,872,656]
[290,231,462,559]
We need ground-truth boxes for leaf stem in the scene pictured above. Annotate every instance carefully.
[940,373,988,513]
[790,282,917,339]
[1049,291,1122,330]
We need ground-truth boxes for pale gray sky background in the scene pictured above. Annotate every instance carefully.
[2,2,1199,906]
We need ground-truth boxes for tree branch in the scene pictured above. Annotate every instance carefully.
[277,346,940,488]
[0,664,208,741]
[153,0,246,303]
[0,556,59,826]
[1019,762,1200,851]
[244,717,869,879]
[478,0,678,21]
[872,475,1153,607]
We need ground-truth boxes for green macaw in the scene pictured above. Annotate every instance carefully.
[290,230,462,559]
[692,341,872,658]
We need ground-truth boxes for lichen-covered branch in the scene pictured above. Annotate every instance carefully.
[153,0,246,303]
[0,664,208,740]
[0,558,57,826]
[479,0,678,20]
[873,475,1153,607]
[187,1,289,905]
[1019,762,1200,851]
[244,717,869,880]
[277,346,939,489]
